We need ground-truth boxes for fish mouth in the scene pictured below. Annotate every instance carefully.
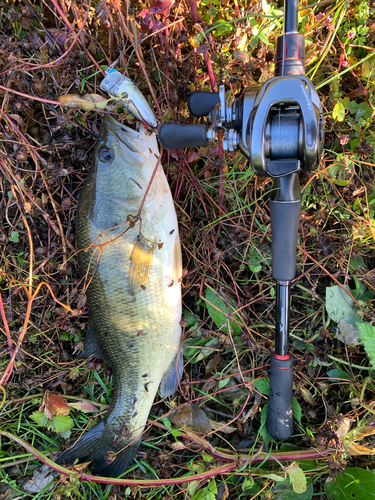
[100,115,150,154]
[101,114,135,135]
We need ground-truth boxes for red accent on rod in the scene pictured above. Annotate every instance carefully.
[270,364,292,370]
[274,353,291,360]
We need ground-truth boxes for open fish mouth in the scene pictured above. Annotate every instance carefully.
[100,114,156,155]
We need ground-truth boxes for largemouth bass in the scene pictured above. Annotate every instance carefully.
[56,115,182,477]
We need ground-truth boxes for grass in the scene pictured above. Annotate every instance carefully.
[0,0,375,498]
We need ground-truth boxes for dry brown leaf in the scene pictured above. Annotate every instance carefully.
[338,418,375,456]
[209,419,237,434]
[58,93,111,110]
[336,418,353,439]
[300,387,316,406]
[169,404,212,433]
[345,442,375,456]
[335,319,361,346]
[183,427,211,449]
[233,50,250,64]
[39,392,70,417]
[68,400,99,413]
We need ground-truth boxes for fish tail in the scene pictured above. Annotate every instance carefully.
[55,421,141,478]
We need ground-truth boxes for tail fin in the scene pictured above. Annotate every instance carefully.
[55,421,141,478]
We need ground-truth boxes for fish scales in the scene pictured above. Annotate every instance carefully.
[56,115,182,477]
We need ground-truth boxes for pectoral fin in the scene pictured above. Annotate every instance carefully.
[76,321,109,364]
[128,234,155,295]
[160,348,184,398]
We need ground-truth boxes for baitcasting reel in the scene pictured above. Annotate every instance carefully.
[159,75,323,178]
[159,0,324,440]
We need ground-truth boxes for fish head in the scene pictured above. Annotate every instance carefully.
[91,115,169,228]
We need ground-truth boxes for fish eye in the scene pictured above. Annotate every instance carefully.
[99,147,114,162]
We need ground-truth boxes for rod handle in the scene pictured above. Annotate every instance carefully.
[188,91,220,117]
[266,353,294,440]
[158,123,208,150]
[270,199,301,281]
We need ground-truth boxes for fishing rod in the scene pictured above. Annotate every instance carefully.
[158,0,324,439]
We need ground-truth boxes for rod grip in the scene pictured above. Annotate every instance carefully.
[158,123,208,150]
[188,91,220,117]
[267,353,294,440]
[270,200,301,281]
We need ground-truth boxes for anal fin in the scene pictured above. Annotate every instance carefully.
[75,321,109,365]
[160,348,183,398]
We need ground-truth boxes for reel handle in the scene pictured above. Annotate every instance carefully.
[188,91,220,117]
[158,123,208,150]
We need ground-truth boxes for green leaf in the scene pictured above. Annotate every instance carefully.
[325,285,361,325]
[350,138,360,150]
[161,417,172,430]
[292,397,302,425]
[192,478,218,500]
[259,402,272,446]
[258,32,269,45]
[218,377,230,389]
[30,411,48,428]
[254,377,270,395]
[249,262,262,273]
[51,415,74,434]
[242,477,260,495]
[205,287,242,335]
[355,102,372,123]
[263,473,286,482]
[213,20,234,36]
[286,462,307,494]
[9,231,19,243]
[248,246,271,274]
[348,100,359,114]
[183,310,200,328]
[183,335,218,363]
[357,323,375,367]
[362,56,374,78]
[332,101,345,122]
[326,369,352,381]
[325,467,375,500]
[332,179,350,186]
[352,277,374,302]
[195,338,219,363]
[272,477,313,500]
[200,452,213,462]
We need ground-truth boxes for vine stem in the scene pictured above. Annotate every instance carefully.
[0,429,332,486]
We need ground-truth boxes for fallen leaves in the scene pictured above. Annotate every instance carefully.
[336,418,375,456]
[30,391,99,438]
[40,392,70,418]
[58,93,112,110]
